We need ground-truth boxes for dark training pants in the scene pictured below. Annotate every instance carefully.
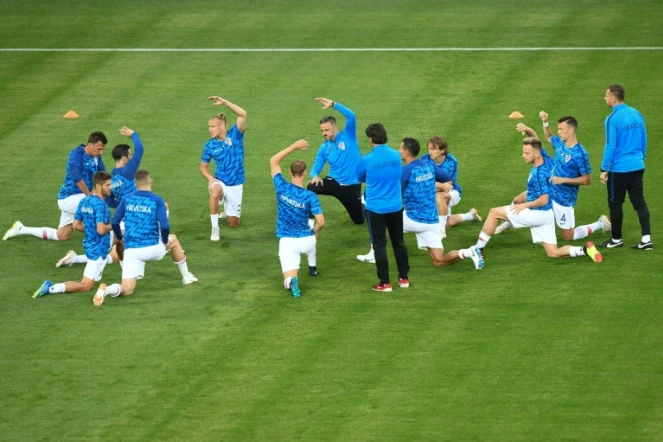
[366,209,410,284]
[307,177,364,224]
[607,169,650,240]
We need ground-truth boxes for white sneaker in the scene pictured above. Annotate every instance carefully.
[599,215,612,233]
[55,250,77,268]
[470,247,484,270]
[219,211,227,220]
[469,208,483,222]
[93,284,106,306]
[210,227,220,242]
[3,221,23,240]
[182,273,199,285]
[356,249,375,263]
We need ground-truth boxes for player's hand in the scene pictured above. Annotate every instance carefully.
[309,176,323,186]
[551,176,565,185]
[119,126,134,137]
[511,203,527,214]
[600,171,608,185]
[516,123,530,135]
[539,111,549,122]
[293,139,309,151]
[314,97,334,109]
[209,96,227,106]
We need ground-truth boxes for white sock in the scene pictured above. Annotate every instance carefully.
[569,246,585,258]
[460,212,474,222]
[643,235,651,243]
[458,248,473,260]
[73,254,88,264]
[175,257,190,276]
[475,232,491,249]
[306,251,317,267]
[495,221,513,234]
[106,284,122,297]
[48,283,66,294]
[22,227,59,240]
[166,210,170,219]
[284,277,292,290]
[574,222,602,240]
[211,214,219,228]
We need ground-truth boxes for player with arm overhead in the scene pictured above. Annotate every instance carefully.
[200,96,247,241]
[307,97,364,225]
[271,140,325,298]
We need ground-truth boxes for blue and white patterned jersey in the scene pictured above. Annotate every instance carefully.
[109,133,144,208]
[58,145,106,200]
[74,194,111,260]
[548,136,591,208]
[112,190,169,249]
[201,124,245,186]
[401,160,451,224]
[420,152,462,196]
[526,159,553,211]
[273,173,322,239]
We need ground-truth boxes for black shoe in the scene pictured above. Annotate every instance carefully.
[308,266,319,276]
[632,241,653,251]
[597,239,623,248]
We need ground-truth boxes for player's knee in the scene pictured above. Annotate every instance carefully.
[56,229,71,241]
[121,286,134,296]
[561,229,574,241]
[168,234,180,245]
[81,280,95,292]
[227,218,240,228]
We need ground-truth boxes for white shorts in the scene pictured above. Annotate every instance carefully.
[209,181,243,218]
[122,243,168,279]
[552,201,576,229]
[403,212,443,250]
[57,194,86,228]
[505,205,557,245]
[449,189,461,208]
[278,236,316,272]
[83,256,107,282]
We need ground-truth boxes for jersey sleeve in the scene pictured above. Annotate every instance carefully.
[537,168,551,196]
[74,199,84,222]
[155,198,170,245]
[309,194,323,216]
[550,136,564,151]
[434,167,452,183]
[123,133,144,178]
[111,199,126,240]
[577,149,592,175]
[95,200,110,225]
[69,149,85,183]
[201,142,212,163]
[356,157,367,183]
[334,102,356,143]
[310,145,328,178]
[272,173,287,192]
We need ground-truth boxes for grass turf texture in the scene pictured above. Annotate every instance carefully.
[1,1,663,441]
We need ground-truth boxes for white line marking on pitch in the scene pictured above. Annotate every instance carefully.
[1,47,662,52]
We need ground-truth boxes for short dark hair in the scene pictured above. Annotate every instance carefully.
[135,169,151,186]
[319,116,337,126]
[93,171,111,187]
[88,131,108,145]
[557,116,578,131]
[401,137,420,157]
[112,144,131,161]
[523,137,542,149]
[608,84,625,101]
[428,136,448,152]
[365,123,388,145]
[290,160,307,177]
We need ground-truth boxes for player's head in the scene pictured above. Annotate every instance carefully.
[209,113,227,139]
[135,169,152,189]
[93,171,112,197]
[289,160,307,178]
[427,136,448,161]
[86,131,108,157]
[522,137,542,164]
[399,137,421,160]
[319,116,338,141]
[365,123,388,146]
[557,116,578,142]
[605,84,625,108]
[111,144,132,164]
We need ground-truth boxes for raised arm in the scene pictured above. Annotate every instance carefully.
[270,139,309,177]
[539,111,554,143]
[315,97,356,139]
[209,96,247,133]
[516,123,540,140]
[120,127,144,178]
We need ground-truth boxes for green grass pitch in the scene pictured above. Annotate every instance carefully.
[1,1,662,440]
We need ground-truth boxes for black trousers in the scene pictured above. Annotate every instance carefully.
[306,177,364,224]
[607,169,650,239]
[366,209,410,283]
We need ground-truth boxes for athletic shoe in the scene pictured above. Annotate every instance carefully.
[210,227,220,242]
[3,221,23,240]
[55,250,77,268]
[599,215,612,233]
[308,266,319,276]
[585,242,603,263]
[469,208,483,222]
[441,230,447,239]
[291,276,301,298]
[33,280,52,298]
[93,284,106,306]
[398,278,409,288]
[182,273,199,285]
[494,222,509,235]
[356,249,375,263]
[219,211,227,220]
[372,282,393,292]
[597,238,623,248]
[632,241,653,251]
[470,247,484,270]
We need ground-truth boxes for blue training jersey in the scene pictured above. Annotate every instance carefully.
[201,124,245,186]
[273,173,322,239]
[58,145,106,200]
[110,133,145,208]
[526,159,553,211]
[549,135,591,208]
[112,190,169,249]
[602,103,647,173]
[309,102,361,185]
[420,153,462,196]
[357,144,402,214]
[402,159,452,224]
[74,194,111,260]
